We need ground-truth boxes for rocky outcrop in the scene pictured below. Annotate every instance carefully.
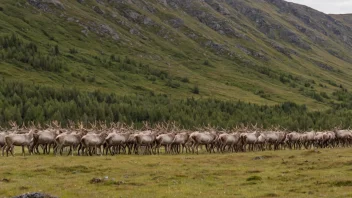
[27,0,64,12]
[13,192,57,198]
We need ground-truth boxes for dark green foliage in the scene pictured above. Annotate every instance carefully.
[54,45,60,55]
[304,82,311,88]
[69,48,78,54]
[304,90,324,102]
[331,181,352,187]
[327,80,338,87]
[1,80,352,130]
[191,85,199,94]
[181,77,190,83]
[255,90,270,98]
[246,176,262,181]
[0,34,63,72]
[279,75,290,84]
[320,92,329,99]
[42,30,55,41]
[203,60,211,66]
[166,80,180,88]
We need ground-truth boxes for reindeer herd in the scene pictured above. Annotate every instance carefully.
[0,121,352,157]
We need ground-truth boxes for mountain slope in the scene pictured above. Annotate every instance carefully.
[1,0,352,110]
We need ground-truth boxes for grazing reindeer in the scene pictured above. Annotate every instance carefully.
[5,123,37,157]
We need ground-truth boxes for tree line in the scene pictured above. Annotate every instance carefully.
[0,34,63,72]
[1,79,352,130]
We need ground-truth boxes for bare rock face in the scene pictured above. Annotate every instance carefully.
[93,6,104,15]
[167,18,184,28]
[27,0,64,12]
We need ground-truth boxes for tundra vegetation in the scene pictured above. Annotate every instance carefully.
[2,0,352,111]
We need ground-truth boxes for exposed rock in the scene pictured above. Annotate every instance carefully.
[129,28,139,35]
[27,0,64,12]
[96,0,105,5]
[77,21,119,40]
[236,45,267,60]
[93,6,104,15]
[90,178,103,183]
[269,41,292,58]
[13,192,57,198]
[158,0,167,6]
[310,59,334,71]
[143,17,154,25]
[204,40,234,56]
[167,18,184,28]
[121,9,156,26]
[205,0,230,15]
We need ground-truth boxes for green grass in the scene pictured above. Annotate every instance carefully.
[1,148,352,197]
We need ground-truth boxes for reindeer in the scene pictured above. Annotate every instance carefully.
[54,122,88,156]
[32,121,62,154]
[4,122,37,156]
[172,131,190,154]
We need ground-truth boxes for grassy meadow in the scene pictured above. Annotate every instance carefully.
[0,148,351,198]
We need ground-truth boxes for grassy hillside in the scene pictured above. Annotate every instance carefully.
[1,148,352,197]
[1,0,352,110]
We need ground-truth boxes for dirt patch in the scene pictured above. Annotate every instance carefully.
[246,175,262,181]
[33,168,46,172]
[53,165,91,173]
[253,155,276,160]
[174,174,188,178]
[246,170,261,174]
[241,181,258,186]
[263,193,279,197]
[90,178,103,184]
[301,150,321,156]
[19,186,29,190]
[1,178,10,183]
[90,178,145,187]
[344,161,352,166]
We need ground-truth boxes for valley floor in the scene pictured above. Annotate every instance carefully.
[0,148,351,198]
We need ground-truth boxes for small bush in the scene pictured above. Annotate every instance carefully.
[331,180,352,187]
[191,85,199,94]
[320,92,329,99]
[181,77,190,83]
[87,76,96,83]
[69,48,78,54]
[166,80,180,89]
[246,176,262,181]
[203,60,211,66]
[147,75,157,82]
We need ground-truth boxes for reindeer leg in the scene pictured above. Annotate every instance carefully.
[67,146,72,156]
[9,145,14,157]
[59,145,63,156]
[1,145,5,156]
[5,145,9,157]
